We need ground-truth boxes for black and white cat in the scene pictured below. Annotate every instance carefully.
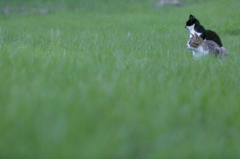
[185,14,223,47]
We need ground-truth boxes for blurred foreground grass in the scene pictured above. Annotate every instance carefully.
[0,0,240,158]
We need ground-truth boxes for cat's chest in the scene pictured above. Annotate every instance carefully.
[188,24,202,38]
[197,46,208,54]
[190,29,202,38]
[193,45,208,58]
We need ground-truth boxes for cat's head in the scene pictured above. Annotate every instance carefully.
[185,14,200,30]
[186,33,203,51]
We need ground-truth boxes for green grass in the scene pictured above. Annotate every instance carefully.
[1,0,240,158]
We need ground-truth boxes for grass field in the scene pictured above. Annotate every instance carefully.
[0,0,240,158]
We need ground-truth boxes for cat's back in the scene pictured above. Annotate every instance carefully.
[203,40,226,57]
[204,40,220,49]
[201,30,223,47]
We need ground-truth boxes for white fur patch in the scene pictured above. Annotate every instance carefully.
[186,24,201,38]
[193,46,208,58]
[186,24,204,58]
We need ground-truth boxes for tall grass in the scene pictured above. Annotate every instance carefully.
[0,0,240,158]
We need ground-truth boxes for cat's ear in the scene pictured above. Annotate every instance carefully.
[191,33,194,37]
[189,14,196,20]
[195,33,202,42]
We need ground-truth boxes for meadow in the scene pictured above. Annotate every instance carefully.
[0,0,240,158]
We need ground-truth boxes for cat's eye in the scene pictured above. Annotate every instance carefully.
[189,42,191,44]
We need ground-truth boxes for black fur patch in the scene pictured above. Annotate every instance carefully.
[185,14,223,47]
[201,30,222,47]
[186,14,201,27]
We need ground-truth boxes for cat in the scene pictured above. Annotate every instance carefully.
[186,33,227,58]
[185,14,223,47]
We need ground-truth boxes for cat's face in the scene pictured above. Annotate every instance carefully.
[185,14,197,30]
[186,33,202,51]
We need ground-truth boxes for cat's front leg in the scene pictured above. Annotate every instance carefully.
[192,51,200,58]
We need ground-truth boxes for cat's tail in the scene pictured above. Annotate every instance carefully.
[220,46,228,57]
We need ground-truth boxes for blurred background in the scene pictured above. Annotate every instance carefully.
[0,0,209,14]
